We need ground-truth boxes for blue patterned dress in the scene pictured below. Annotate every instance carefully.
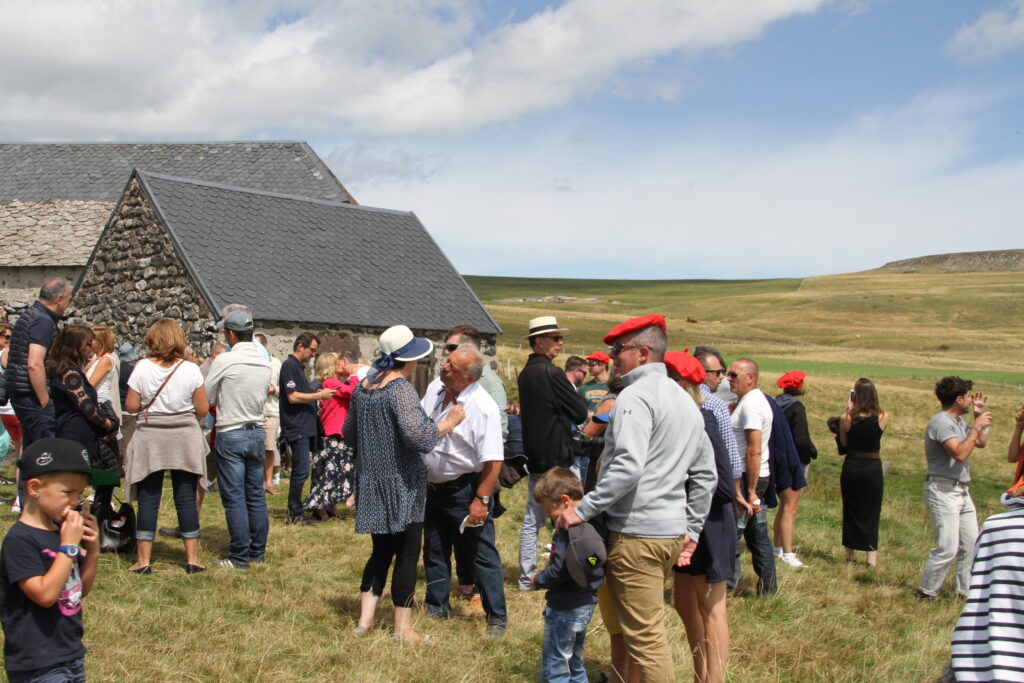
[343,379,438,535]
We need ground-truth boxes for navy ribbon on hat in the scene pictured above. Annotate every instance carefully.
[368,352,398,384]
[367,339,419,383]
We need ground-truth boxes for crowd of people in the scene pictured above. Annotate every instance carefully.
[0,277,1021,682]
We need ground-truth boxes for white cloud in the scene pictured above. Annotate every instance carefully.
[946,0,1024,63]
[327,142,447,185]
[355,87,1024,278]
[0,0,829,138]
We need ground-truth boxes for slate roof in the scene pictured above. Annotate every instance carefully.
[1,141,354,268]
[0,141,353,203]
[125,170,499,334]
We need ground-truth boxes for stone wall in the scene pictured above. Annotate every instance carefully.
[0,199,113,268]
[70,178,218,355]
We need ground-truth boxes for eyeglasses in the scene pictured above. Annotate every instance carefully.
[706,369,726,376]
[609,342,642,357]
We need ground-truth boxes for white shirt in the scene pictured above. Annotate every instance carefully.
[204,342,271,432]
[128,358,204,414]
[420,377,503,484]
[263,355,282,417]
[731,388,773,478]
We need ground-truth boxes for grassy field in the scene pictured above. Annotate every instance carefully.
[1,267,1022,681]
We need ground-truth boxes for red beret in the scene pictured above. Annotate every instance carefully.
[602,314,667,345]
[776,370,806,391]
[586,351,611,365]
[664,351,706,385]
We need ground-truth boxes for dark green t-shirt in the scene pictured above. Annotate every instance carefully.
[578,381,609,412]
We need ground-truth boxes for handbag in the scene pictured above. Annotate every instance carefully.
[91,495,137,554]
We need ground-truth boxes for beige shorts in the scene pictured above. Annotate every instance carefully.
[263,416,280,466]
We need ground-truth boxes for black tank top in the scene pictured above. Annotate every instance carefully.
[847,415,883,453]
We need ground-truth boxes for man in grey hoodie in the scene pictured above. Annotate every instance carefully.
[559,314,716,682]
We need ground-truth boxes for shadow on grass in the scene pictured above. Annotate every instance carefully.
[327,593,364,625]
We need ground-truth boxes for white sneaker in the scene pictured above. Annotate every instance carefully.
[773,546,783,558]
[272,473,281,486]
[781,552,807,568]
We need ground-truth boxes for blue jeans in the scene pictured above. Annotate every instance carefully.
[541,603,594,683]
[286,436,312,520]
[135,470,200,541]
[423,474,506,624]
[7,657,85,682]
[11,395,55,507]
[732,476,777,595]
[9,395,55,447]
[216,427,268,567]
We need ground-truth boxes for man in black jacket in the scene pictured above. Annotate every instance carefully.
[517,316,588,591]
[3,278,71,448]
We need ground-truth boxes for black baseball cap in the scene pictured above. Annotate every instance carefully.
[17,438,119,486]
[566,521,606,588]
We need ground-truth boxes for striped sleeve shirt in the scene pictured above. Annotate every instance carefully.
[950,501,1024,682]
[699,384,743,480]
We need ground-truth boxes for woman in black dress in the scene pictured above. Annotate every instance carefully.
[47,326,120,494]
[839,378,889,567]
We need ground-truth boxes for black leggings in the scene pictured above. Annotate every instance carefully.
[360,523,423,608]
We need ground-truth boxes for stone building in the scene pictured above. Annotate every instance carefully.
[72,170,499,389]
[1,141,354,308]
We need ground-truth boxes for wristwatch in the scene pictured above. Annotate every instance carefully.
[57,544,81,558]
[475,495,491,505]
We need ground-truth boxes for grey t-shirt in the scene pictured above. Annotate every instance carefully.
[924,411,970,482]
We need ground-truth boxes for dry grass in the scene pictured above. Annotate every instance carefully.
[1,268,1022,681]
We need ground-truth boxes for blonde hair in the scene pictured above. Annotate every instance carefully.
[90,323,116,355]
[315,352,339,380]
[144,318,187,363]
[680,380,705,406]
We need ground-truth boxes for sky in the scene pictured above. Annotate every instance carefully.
[2,0,1023,279]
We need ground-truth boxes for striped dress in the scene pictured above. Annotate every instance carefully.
[950,498,1024,682]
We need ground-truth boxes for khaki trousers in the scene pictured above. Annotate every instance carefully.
[605,531,685,683]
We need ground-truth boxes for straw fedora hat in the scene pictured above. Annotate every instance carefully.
[525,316,569,339]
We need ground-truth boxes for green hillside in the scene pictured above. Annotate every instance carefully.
[466,269,1024,379]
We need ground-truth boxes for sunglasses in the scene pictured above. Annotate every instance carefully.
[0,334,10,340]
[444,343,460,353]
[609,342,642,357]
[727,371,745,379]
[543,335,564,342]
[706,369,726,376]
[587,361,604,367]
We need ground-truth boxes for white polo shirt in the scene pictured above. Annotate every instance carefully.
[420,377,504,484]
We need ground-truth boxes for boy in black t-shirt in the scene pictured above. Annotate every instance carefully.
[1,438,117,681]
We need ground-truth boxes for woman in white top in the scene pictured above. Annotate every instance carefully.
[124,319,209,575]
[85,323,121,420]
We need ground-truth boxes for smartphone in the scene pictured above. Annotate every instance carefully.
[849,389,855,402]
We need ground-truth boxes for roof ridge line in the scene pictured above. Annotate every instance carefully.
[0,140,306,146]
[136,170,409,216]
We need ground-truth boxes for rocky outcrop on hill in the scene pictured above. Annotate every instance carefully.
[880,249,1024,273]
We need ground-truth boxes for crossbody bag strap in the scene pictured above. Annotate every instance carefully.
[142,360,184,416]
